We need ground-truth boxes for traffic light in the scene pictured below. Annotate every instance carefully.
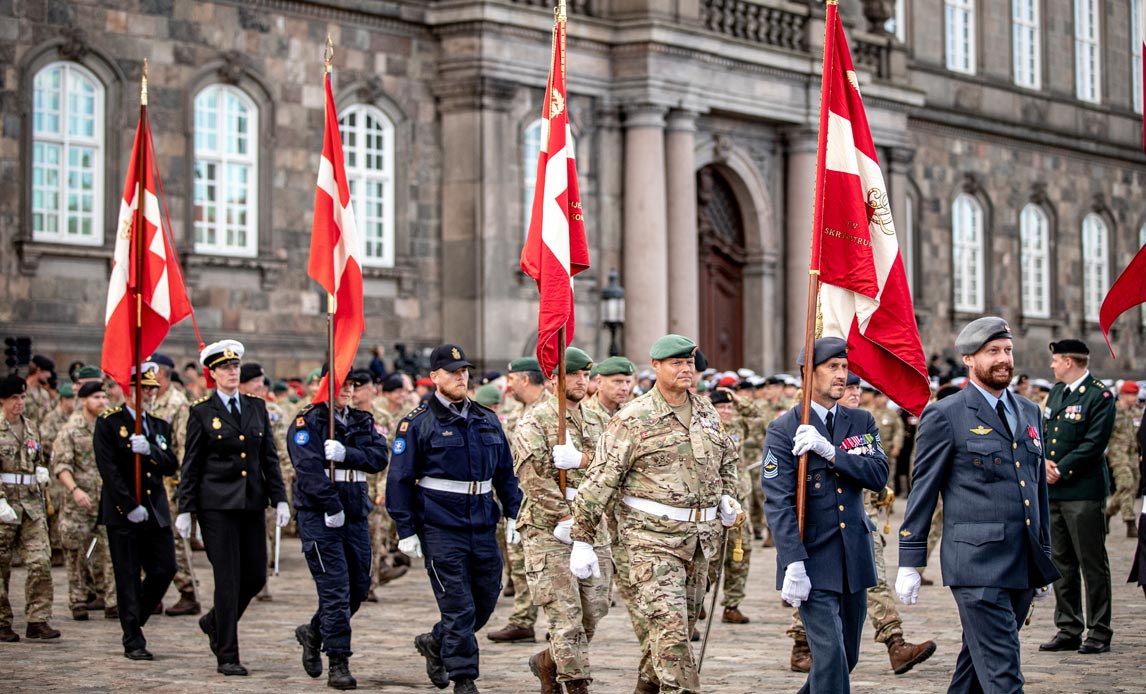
[4,337,31,373]
[3,338,15,372]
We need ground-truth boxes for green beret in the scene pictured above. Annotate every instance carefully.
[306,368,323,385]
[474,384,501,406]
[508,357,541,374]
[58,382,74,398]
[593,356,635,378]
[649,334,697,361]
[556,347,593,375]
[76,365,103,380]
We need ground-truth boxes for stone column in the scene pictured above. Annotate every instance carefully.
[665,109,699,340]
[887,146,916,297]
[623,105,669,363]
[784,127,820,361]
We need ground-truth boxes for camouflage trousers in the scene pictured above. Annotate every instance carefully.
[523,528,612,682]
[58,503,116,609]
[704,499,753,608]
[610,511,650,658]
[498,517,537,627]
[166,483,195,595]
[1108,458,1141,523]
[368,505,396,590]
[0,488,53,626]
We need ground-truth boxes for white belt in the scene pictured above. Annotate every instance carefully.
[418,477,492,495]
[564,486,578,501]
[332,469,366,483]
[0,473,38,486]
[622,495,718,523]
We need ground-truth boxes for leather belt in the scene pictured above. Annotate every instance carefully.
[332,469,367,483]
[0,473,38,486]
[622,495,718,523]
[418,477,492,495]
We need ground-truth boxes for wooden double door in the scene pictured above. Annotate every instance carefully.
[697,165,746,372]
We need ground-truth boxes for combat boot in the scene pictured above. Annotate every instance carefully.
[886,634,936,675]
[327,654,357,690]
[0,625,19,642]
[790,639,812,673]
[721,607,750,624]
[166,591,201,616]
[487,623,536,643]
[414,632,450,689]
[25,622,61,640]
[563,679,590,694]
[697,605,706,621]
[528,648,560,694]
[71,606,89,621]
[296,623,323,678]
[378,564,408,584]
[633,676,659,694]
[454,678,479,694]
[1128,520,1138,538]
[86,597,105,611]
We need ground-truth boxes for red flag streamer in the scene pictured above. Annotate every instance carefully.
[1099,242,1146,357]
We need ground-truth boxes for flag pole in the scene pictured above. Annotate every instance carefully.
[324,37,336,485]
[132,60,149,504]
[555,0,568,498]
[796,0,838,539]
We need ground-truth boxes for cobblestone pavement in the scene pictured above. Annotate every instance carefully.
[2,499,1145,692]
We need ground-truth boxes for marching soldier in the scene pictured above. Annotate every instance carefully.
[289,370,389,690]
[0,375,58,642]
[387,344,522,694]
[1106,381,1142,537]
[23,355,57,430]
[568,335,741,694]
[582,356,635,420]
[514,348,612,694]
[93,364,178,659]
[706,388,754,624]
[40,380,74,568]
[52,382,117,620]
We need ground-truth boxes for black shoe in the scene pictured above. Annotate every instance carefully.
[328,654,357,690]
[1078,639,1110,654]
[454,678,479,694]
[296,624,323,678]
[1039,634,1082,652]
[199,613,218,656]
[124,647,154,660]
[217,662,248,676]
[414,633,450,689]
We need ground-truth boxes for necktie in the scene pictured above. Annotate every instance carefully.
[995,400,1013,439]
[228,397,239,420]
[825,412,835,441]
[1064,387,1071,398]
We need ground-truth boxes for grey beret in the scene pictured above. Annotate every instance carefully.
[796,337,849,367]
[955,316,1013,355]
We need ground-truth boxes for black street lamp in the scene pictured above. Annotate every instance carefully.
[600,269,625,357]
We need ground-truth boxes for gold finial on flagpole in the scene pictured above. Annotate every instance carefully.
[556,0,567,22]
[140,59,148,106]
[324,34,334,74]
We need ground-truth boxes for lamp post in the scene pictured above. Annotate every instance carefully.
[600,268,625,357]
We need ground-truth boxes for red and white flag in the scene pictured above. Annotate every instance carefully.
[1099,242,1146,357]
[815,7,929,416]
[308,71,364,403]
[520,13,590,376]
[102,112,193,391]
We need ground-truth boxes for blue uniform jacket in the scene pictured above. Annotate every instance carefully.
[385,396,521,539]
[762,404,888,594]
[287,403,389,520]
[898,386,1060,589]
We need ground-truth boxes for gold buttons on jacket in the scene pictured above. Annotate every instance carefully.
[839,522,846,529]
[1020,480,1026,487]
[239,435,245,441]
[1051,439,1056,444]
[241,453,247,459]
[838,505,844,511]
[1026,519,1031,526]
[837,487,842,494]
[241,471,247,477]
[1015,462,1021,468]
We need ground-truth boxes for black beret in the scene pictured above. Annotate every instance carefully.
[78,382,105,399]
[149,352,176,368]
[382,375,405,393]
[346,369,373,386]
[708,389,733,405]
[0,375,27,399]
[31,355,55,372]
[797,337,849,367]
[239,363,265,383]
[1049,339,1089,356]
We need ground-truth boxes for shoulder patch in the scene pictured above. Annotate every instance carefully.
[762,450,779,478]
[392,438,407,455]
[100,406,123,419]
[398,420,409,433]
[1103,391,1111,399]
[294,430,310,446]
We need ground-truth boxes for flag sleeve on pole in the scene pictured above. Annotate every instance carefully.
[1099,243,1146,358]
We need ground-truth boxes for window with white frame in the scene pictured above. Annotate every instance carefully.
[1082,213,1109,322]
[193,85,258,256]
[952,194,985,313]
[339,104,395,268]
[1019,204,1050,318]
[1134,0,1144,113]
[522,118,576,241]
[1012,0,1041,89]
[884,0,907,43]
[946,0,976,74]
[31,62,104,245]
[1075,0,1101,103]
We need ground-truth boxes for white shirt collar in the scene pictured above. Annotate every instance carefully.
[808,400,838,425]
[1065,370,1091,394]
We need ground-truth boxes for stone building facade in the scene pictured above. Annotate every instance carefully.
[1,0,1143,381]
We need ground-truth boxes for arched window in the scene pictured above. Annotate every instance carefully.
[1075,0,1101,103]
[193,84,258,256]
[1012,0,1041,89]
[522,117,576,240]
[1019,204,1050,318]
[1081,213,1109,322]
[339,104,395,268]
[945,0,976,74]
[951,194,984,313]
[31,62,104,245]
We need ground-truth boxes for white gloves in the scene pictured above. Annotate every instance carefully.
[505,518,521,545]
[129,434,151,456]
[398,534,423,558]
[1032,585,1051,602]
[0,499,17,524]
[126,505,149,524]
[175,512,192,539]
[792,424,834,460]
[553,518,574,545]
[324,439,346,463]
[552,434,582,470]
[719,495,742,527]
[275,501,291,528]
[35,466,50,485]
[782,560,812,607]
[324,510,345,528]
[569,541,601,580]
[896,566,921,605]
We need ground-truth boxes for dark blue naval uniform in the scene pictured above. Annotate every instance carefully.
[287,402,388,657]
[762,403,888,694]
[386,395,521,683]
[900,385,1059,694]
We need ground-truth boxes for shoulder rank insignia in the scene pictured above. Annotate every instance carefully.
[900,529,912,538]
[191,395,211,406]
[100,406,123,419]
[399,420,409,433]
[296,416,305,427]
[212,417,222,430]
[970,426,992,435]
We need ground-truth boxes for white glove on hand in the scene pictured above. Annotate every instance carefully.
[398,534,423,558]
[174,512,192,539]
[552,433,582,470]
[324,510,345,528]
[782,560,812,607]
[1032,585,1051,602]
[895,566,922,605]
[569,541,601,580]
[719,495,742,527]
[505,518,521,545]
[792,424,834,460]
[553,518,574,545]
[35,466,50,485]
[0,499,18,524]
[324,439,346,463]
[275,501,291,528]
[129,434,151,456]
[126,505,149,524]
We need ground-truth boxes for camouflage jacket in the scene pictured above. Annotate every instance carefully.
[0,415,45,513]
[38,405,69,462]
[734,397,771,468]
[51,414,100,515]
[867,405,905,456]
[1108,404,1141,471]
[23,385,56,429]
[724,415,753,500]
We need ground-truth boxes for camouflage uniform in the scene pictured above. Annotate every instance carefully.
[368,405,396,590]
[570,388,738,693]
[51,415,116,610]
[704,414,752,609]
[39,404,69,557]
[867,404,905,481]
[264,399,293,561]
[501,395,541,632]
[0,415,53,627]
[148,385,195,596]
[1107,404,1142,523]
[734,397,773,535]
[513,392,612,683]
[23,385,56,430]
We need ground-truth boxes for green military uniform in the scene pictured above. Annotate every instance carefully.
[704,412,753,612]
[500,392,541,635]
[39,401,70,562]
[1106,403,1142,528]
[0,414,54,632]
[733,396,773,539]
[148,383,196,602]
[862,401,908,643]
[23,385,56,431]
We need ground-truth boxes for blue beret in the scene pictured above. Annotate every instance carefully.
[797,337,848,367]
[955,317,1013,355]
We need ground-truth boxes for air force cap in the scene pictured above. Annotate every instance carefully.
[797,337,848,367]
[955,317,1012,355]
